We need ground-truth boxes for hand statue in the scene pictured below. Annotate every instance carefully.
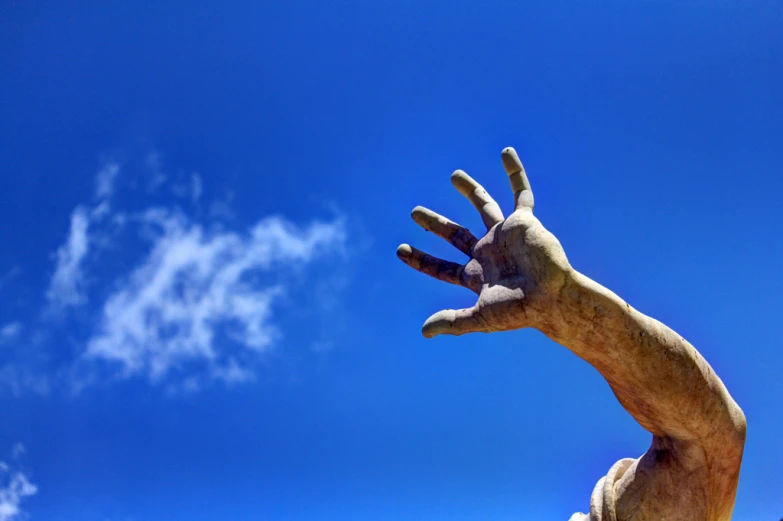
[397,147,572,339]
[397,148,746,521]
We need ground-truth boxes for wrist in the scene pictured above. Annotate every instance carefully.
[538,268,636,357]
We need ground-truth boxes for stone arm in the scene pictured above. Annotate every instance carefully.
[396,148,746,520]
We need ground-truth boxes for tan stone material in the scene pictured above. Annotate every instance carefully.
[397,147,746,521]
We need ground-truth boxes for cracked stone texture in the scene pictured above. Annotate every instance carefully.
[397,147,746,521]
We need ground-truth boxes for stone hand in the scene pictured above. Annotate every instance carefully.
[397,148,746,521]
[397,147,574,338]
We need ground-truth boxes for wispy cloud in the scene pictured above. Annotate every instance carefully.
[0,365,50,397]
[86,208,345,387]
[9,154,349,394]
[171,173,202,205]
[9,446,24,461]
[46,160,122,313]
[0,447,37,521]
[145,151,166,191]
[0,324,21,343]
[191,173,202,203]
[46,207,90,310]
[94,162,120,200]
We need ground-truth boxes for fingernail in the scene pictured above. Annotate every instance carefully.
[501,147,523,175]
[396,244,412,258]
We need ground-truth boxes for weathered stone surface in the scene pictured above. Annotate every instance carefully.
[397,147,746,521]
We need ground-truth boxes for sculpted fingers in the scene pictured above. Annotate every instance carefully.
[396,244,477,292]
[451,170,504,229]
[411,206,477,255]
[421,306,491,338]
[501,147,534,211]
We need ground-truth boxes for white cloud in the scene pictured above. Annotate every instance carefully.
[0,457,36,521]
[209,190,235,221]
[14,151,349,394]
[94,162,120,200]
[46,161,123,312]
[0,365,50,397]
[211,357,255,385]
[145,151,166,191]
[84,207,346,385]
[191,173,202,203]
[170,172,203,205]
[46,206,90,309]
[0,324,21,343]
[9,446,24,461]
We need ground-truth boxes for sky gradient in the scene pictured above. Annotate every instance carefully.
[1,1,782,520]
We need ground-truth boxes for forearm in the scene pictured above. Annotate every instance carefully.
[537,269,745,447]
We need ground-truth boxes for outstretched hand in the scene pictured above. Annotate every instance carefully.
[399,148,748,521]
[397,147,574,338]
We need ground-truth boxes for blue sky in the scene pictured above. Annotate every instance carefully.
[1,1,781,519]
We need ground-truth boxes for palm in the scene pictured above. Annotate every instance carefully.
[397,147,571,338]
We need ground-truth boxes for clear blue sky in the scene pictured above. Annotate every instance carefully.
[1,1,781,520]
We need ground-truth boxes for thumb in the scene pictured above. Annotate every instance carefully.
[422,306,490,338]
